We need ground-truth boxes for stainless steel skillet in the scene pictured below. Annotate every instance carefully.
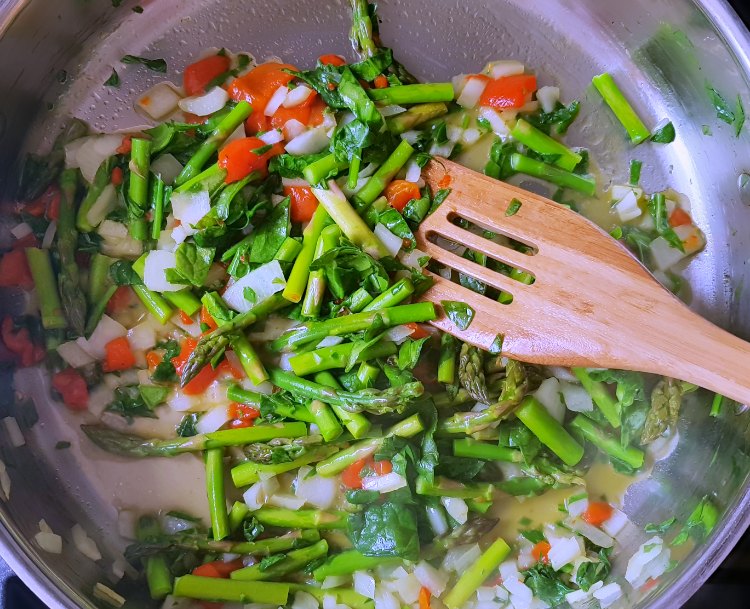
[0,0,749,607]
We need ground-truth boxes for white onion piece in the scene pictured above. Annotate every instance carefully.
[35,530,63,554]
[57,340,95,368]
[625,537,664,584]
[374,588,400,609]
[560,381,594,412]
[196,405,231,435]
[137,83,182,120]
[479,107,511,138]
[593,583,623,608]
[98,220,142,258]
[64,138,87,169]
[292,591,320,609]
[11,223,32,240]
[487,60,525,79]
[222,260,286,313]
[362,472,408,493]
[457,76,488,109]
[281,177,309,188]
[85,183,118,228]
[649,236,686,271]
[259,129,284,145]
[283,85,313,108]
[76,135,123,183]
[404,160,421,183]
[93,583,126,608]
[353,572,376,599]
[72,524,102,561]
[503,577,533,609]
[547,535,584,571]
[614,190,642,222]
[565,493,589,518]
[461,127,482,145]
[391,573,421,604]
[564,517,614,548]
[283,119,307,140]
[3,417,24,447]
[601,507,629,537]
[117,509,137,540]
[383,325,416,345]
[294,467,338,509]
[171,190,211,234]
[170,311,201,338]
[127,321,157,351]
[536,85,560,113]
[612,184,644,201]
[265,86,289,116]
[269,493,306,510]
[441,496,468,525]
[533,377,565,423]
[398,248,428,270]
[316,335,344,348]
[379,104,407,117]
[373,223,402,257]
[285,127,330,155]
[41,221,57,249]
[400,130,420,144]
[425,505,448,536]
[143,250,187,292]
[84,314,127,358]
[151,153,184,185]
[414,561,448,597]
[429,141,454,157]
[446,544,481,573]
[178,86,228,116]
[447,124,464,143]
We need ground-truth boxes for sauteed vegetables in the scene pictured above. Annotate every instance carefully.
[1,1,719,608]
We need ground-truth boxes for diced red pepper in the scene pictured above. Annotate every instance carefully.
[52,368,89,411]
[218,137,283,183]
[103,336,136,372]
[184,54,231,96]
[0,249,34,290]
[531,541,551,564]
[479,75,537,109]
[318,54,346,67]
[384,179,421,212]
[105,286,133,315]
[284,185,319,223]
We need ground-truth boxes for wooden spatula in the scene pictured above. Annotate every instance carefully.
[415,158,750,406]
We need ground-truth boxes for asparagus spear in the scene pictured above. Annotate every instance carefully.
[313,549,400,580]
[128,137,151,240]
[270,368,424,415]
[274,236,303,263]
[511,119,583,171]
[289,339,398,376]
[283,205,332,303]
[136,516,172,600]
[592,73,651,144]
[206,447,230,541]
[368,83,455,105]
[230,539,329,581]
[179,293,288,386]
[453,438,522,462]
[509,153,596,196]
[353,140,414,209]
[271,302,436,352]
[175,101,253,185]
[515,396,584,466]
[458,343,489,403]
[25,248,66,330]
[173,575,289,605]
[227,385,316,424]
[309,399,344,442]
[128,255,175,324]
[76,157,114,232]
[316,414,423,475]
[312,183,390,258]
[443,538,511,609]
[385,102,448,134]
[438,333,458,384]
[252,506,348,530]
[287,583,374,608]
[314,372,372,438]
[85,253,116,334]
[173,162,227,195]
[150,174,166,240]
[301,224,341,318]
[572,367,621,428]
[415,475,494,501]
[81,422,307,458]
[361,277,414,311]
[569,414,645,470]
[126,529,321,561]
[56,169,87,335]
[131,254,198,318]
[231,446,337,487]
[302,154,349,185]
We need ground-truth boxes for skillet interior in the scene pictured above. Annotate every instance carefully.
[0,0,749,607]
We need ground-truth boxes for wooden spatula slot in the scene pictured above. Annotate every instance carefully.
[413,157,750,406]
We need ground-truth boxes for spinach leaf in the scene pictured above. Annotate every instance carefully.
[259,554,287,571]
[484,139,517,180]
[104,69,121,87]
[349,500,420,560]
[177,413,199,437]
[506,198,522,216]
[139,385,169,409]
[523,563,575,605]
[337,68,383,128]
[441,300,475,330]
[109,260,143,286]
[166,242,215,287]
[379,208,415,249]
[706,84,735,124]
[106,385,159,422]
[121,55,167,73]
[620,225,655,261]
[671,495,718,546]
[629,159,643,185]
[151,340,181,383]
[249,197,291,263]
[459,250,487,296]
[310,244,388,299]
[397,337,429,371]
[242,517,265,541]
[526,100,581,135]
[346,489,380,505]
[293,63,347,108]
[416,402,439,484]
[269,152,330,178]
[645,517,677,535]
[575,547,611,591]
[350,49,393,82]
[499,420,542,464]
[434,452,485,482]
[650,121,676,144]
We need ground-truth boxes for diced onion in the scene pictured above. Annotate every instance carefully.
[564,517,614,548]
[143,250,187,292]
[72,524,102,561]
[11,223,32,240]
[75,134,124,183]
[117,509,137,540]
[64,138,87,170]
[503,577,533,609]
[285,127,330,155]
[414,561,447,597]
[283,85,313,108]
[390,573,421,604]
[425,505,449,536]
[649,236,686,271]
[560,381,594,412]
[533,377,565,423]
[379,104,407,117]
[178,86,228,116]
[3,417,24,447]
[353,571,376,599]
[398,248,428,270]
[137,83,182,121]
[478,107,511,138]
[294,466,338,509]
[196,405,231,435]
[601,507,629,537]
[457,76,488,109]
[85,183,118,228]
[41,221,57,249]
[404,160,421,183]
[446,543,481,573]
[612,184,644,201]
[447,125,464,143]
[98,220,142,258]
[283,119,307,140]
[593,582,623,608]
[487,60,525,79]
[383,325,416,345]
[93,583,126,608]
[292,591,320,609]
[374,223,402,257]
[83,314,127,358]
[547,535,584,570]
[57,340,95,368]
[440,496,468,525]
[151,154,184,185]
[461,127,482,145]
[613,190,642,222]
[265,86,289,116]
[362,472,408,493]
[259,129,284,145]
[170,190,211,235]
[625,537,665,584]
[566,589,589,606]
[374,588,400,609]
[400,130,420,145]
[536,85,560,113]
[222,260,286,313]
[268,493,306,510]
[35,530,63,554]
[170,311,201,337]
[127,321,157,351]
[565,493,589,518]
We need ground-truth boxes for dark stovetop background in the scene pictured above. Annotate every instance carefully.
[2,0,750,607]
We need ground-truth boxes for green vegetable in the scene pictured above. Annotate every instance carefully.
[592,72,650,144]
[173,576,289,605]
[569,414,645,471]
[121,54,167,72]
[650,121,676,143]
[509,153,596,195]
[127,138,151,240]
[25,248,66,330]
[56,169,87,335]
[136,516,172,600]
[441,300,475,331]
[523,563,575,605]
[641,378,696,444]
[231,539,329,581]
[515,396,584,466]
[166,242,215,286]
[511,119,582,171]
[443,538,511,609]
[206,448,230,540]
[350,500,419,560]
